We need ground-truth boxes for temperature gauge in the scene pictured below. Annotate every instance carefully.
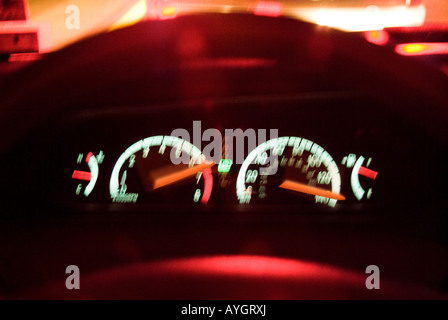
[71,151,104,197]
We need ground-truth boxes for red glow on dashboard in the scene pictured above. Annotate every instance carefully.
[190,256,322,277]
[441,64,448,76]
[180,58,277,70]
[28,255,369,299]
[365,30,389,46]
[253,1,283,17]
[177,29,206,58]
[395,43,448,56]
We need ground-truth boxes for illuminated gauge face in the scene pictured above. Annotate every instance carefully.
[71,151,102,197]
[236,137,344,207]
[350,155,378,201]
[110,135,213,204]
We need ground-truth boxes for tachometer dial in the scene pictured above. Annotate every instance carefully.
[109,135,213,204]
[236,136,344,207]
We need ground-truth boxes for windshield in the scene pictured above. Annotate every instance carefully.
[13,0,446,52]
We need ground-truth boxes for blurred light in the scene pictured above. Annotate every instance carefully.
[145,255,361,283]
[201,167,213,204]
[8,52,42,62]
[159,5,178,20]
[110,0,147,31]
[407,0,423,6]
[395,43,448,56]
[218,159,233,173]
[291,4,426,32]
[365,30,389,46]
[36,21,52,53]
[402,43,426,53]
[253,1,283,17]
[221,5,233,14]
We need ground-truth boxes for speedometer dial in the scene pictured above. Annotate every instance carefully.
[110,135,213,204]
[236,137,344,207]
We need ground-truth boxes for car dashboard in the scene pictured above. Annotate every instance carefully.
[3,91,443,213]
[0,13,447,300]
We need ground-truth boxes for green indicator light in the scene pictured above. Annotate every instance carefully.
[218,159,233,173]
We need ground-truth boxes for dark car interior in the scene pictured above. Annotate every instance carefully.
[0,1,448,300]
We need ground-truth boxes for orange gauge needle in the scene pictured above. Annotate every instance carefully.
[279,180,346,201]
[150,161,215,190]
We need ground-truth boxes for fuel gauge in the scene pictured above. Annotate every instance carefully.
[342,154,378,201]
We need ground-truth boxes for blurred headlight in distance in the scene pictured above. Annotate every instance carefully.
[365,30,390,46]
[110,0,148,31]
[395,42,448,56]
[289,3,426,32]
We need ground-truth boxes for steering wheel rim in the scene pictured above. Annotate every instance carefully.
[16,255,444,300]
